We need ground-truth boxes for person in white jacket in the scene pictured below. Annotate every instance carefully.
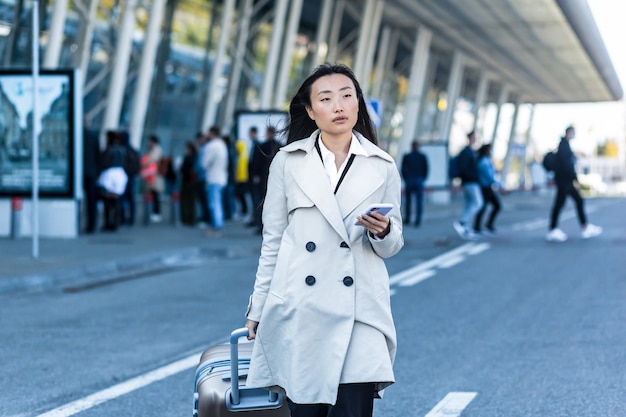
[245,64,404,417]
[202,126,228,236]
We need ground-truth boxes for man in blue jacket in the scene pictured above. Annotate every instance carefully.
[453,131,483,240]
[401,141,429,227]
[546,126,601,242]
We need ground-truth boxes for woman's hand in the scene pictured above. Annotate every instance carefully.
[357,211,391,239]
[245,319,259,340]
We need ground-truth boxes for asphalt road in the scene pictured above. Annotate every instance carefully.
[2,195,625,417]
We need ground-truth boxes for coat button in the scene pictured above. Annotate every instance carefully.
[340,241,349,248]
[305,241,316,252]
[343,276,354,287]
[305,275,316,286]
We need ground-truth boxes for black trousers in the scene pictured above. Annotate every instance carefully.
[550,182,586,229]
[287,383,376,417]
[474,186,501,231]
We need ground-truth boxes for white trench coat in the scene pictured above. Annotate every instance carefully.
[246,130,404,405]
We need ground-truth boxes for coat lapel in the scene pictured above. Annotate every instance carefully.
[288,132,350,243]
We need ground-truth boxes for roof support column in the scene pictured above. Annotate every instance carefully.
[353,0,376,81]
[259,0,289,109]
[221,0,254,134]
[396,27,432,165]
[519,104,535,189]
[491,85,508,143]
[73,0,99,84]
[360,0,384,95]
[440,51,465,144]
[314,0,333,66]
[274,0,304,109]
[500,96,521,188]
[101,0,138,147]
[128,0,166,150]
[202,0,236,131]
[327,0,346,63]
[472,72,489,134]
[43,0,68,68]
[372,28,399,100]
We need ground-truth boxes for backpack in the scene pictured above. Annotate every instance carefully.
[542,151,556,172]
[124,147,141,177]
[448,155,460,181]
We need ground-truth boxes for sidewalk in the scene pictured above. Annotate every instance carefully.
[0,219,264,295]
[0,190,552,295]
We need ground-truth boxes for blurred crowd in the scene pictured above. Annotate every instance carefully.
[83,124,281,238]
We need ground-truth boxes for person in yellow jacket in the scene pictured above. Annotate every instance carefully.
[233,136,251,221]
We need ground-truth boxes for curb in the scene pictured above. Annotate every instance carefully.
[1,246,211,296]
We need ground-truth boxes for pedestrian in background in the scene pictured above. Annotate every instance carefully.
[473,143,502,235]
[194,132,211,228]
[247,127,262,228]
[245,63,404,417]
[119,130,140,226]
[98,131,127,231]
[179,141,197,226]
[233,134,251,221]
[453,130,483,240]
[248,125,281,234]
[546,126,602,242]
[202,126,228,237]
[222,135,237,221]
[82,119,100,233]
[401,140,429,227]
[141,135,164,223]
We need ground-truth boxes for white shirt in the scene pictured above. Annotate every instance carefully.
[202,138,229,186]
[318,133,368,191]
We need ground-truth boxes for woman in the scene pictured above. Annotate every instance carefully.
[473,143,502,234]
[141,135,164,222]
[244,64,404,417]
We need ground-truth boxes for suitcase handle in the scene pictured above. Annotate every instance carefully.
[229,327,280,407]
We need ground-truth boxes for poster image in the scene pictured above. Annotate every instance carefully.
[0,70,75,197]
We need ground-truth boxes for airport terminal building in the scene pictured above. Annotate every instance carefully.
[0,0,623,207]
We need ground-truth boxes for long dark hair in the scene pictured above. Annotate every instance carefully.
[284,63,377,145]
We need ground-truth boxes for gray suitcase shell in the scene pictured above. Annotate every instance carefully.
[193,328,289,417]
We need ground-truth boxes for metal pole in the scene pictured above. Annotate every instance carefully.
[259,0,289,109]
[32,0,40,258]
[274,0,303,109]
[361,0,384,96]
[202,0,236,130]
[314,0,333,66]
[221,0,254,134]
[43,0,68,68]
[129,0,167,150]
[353,0,375,81]
[101,0,138,147]
[395,27,432,165]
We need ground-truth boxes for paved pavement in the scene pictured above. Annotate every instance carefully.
[0,190,553,295]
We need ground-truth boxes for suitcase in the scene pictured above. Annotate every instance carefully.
[193,328,290,417]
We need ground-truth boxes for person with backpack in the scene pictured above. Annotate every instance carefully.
[546,126,602,242]
[473,144,502,235]
[119,130,140,226]
[452,131,483,240]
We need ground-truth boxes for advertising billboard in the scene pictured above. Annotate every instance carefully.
[0,69,78,197]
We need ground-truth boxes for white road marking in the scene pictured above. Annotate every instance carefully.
[397,270,436,287]
[437,256,465,269]
[36,353,201,417]
[390,242,490,288]
[425,392,477,417]
[389,243,475,286]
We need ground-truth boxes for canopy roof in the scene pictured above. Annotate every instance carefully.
[383,0,622,103]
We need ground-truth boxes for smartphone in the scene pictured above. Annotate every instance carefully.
[354,203,394,225]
